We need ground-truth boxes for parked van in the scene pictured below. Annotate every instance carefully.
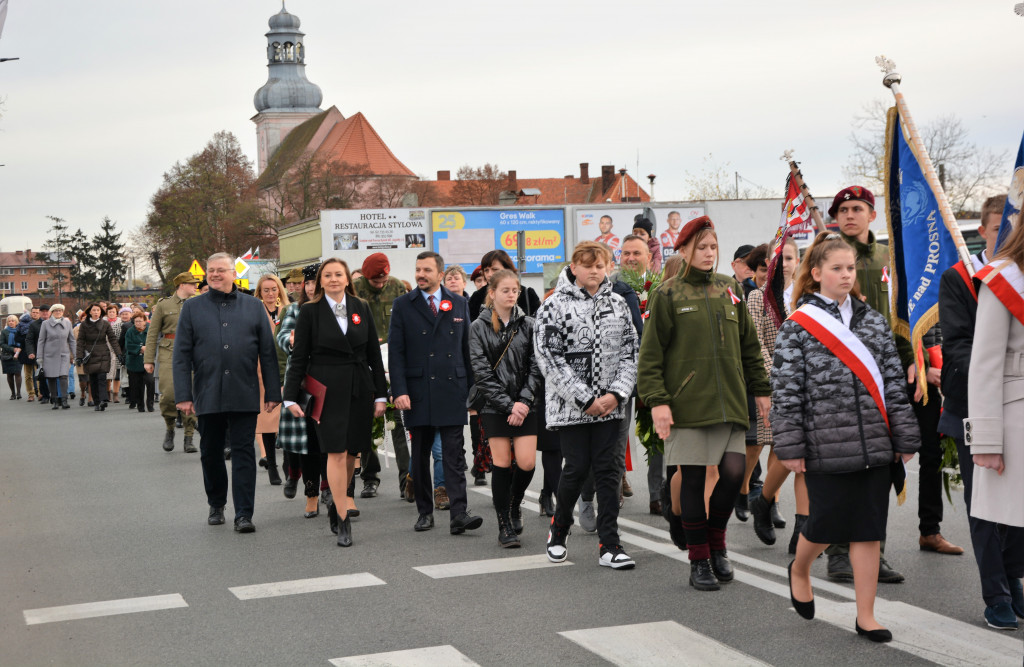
[0,296,33,318]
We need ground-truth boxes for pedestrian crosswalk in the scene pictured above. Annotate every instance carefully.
[328,645,479,666]
[413,553,571,579]
[228,572,385,600]
[23,593,188,626]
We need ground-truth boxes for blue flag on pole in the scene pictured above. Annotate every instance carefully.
[994,132,1024,253]
[883,106,959,383]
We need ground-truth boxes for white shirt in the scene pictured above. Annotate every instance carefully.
[783,283,794,316]
[324,293,348,335]
[815,292,853,327]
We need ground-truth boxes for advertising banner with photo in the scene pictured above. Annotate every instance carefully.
[431,208,566,275]
[320,208,429,284]
[574,205,705,263]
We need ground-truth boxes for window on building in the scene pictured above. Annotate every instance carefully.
[0,268,13,275]
[0,282,14,291]
[21,282,28,291]
[37,281,49,290]
[21,268,28,275]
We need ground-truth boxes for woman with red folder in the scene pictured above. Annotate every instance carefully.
[283,258,388,547]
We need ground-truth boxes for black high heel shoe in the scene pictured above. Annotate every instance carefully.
[788,561,815,619]
[327,500,339,535]
[336,514,352,547]
[855,621,892,643]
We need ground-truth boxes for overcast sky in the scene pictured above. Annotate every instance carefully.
[1,0,1021,254]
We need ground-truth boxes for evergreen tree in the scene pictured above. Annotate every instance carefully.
[91,217,126,300]
[42,216,74,300]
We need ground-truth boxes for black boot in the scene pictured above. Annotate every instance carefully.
[710,549,734,582]
[327,498,339,535]
[749,489,777,545]
[183,436,197,454]
[789,514,808,555]
[497,510,520,548]
[61,398,70,410]
[336,514,352,547]
[771,501,787,528]
[689,559,721,591]
[538,491,555,517]
[162,431,174,452]
[267,465,282,485]
[283,475,299,499]
[734,492,749,522]
[661,480,687,550]
[51,401,59,410]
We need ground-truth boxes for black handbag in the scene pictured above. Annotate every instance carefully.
[466,328,517,411]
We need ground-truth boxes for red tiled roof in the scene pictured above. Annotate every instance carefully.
[420,171,650,206]
[315,112,415,177]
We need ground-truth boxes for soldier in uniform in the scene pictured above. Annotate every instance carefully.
[283,267,304,299]
[146,271,200,453]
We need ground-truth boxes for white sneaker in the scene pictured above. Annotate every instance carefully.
[599,544,635,570]
[578,499,597,533]
[546,518,570,563]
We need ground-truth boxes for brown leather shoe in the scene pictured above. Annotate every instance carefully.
[403,475,415,503]
[919,533,964,555]
[434,486,450,510]
[622,474,634,497]
[649,500,662,515]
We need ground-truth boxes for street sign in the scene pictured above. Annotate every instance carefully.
[234,257,250,277]
[234,278,249,290]
[188,260,205,278]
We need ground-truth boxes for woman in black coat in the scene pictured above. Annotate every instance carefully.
[283,258,387,547]
[75,303,122,411]
[469,269,543,548]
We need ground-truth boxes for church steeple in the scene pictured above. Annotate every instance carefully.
[252,3,325,175]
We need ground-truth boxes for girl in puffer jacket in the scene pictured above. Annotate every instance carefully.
[469,269,543,548]
[772,233,919,644]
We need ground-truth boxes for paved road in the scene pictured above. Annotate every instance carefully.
[1,395,1020,665]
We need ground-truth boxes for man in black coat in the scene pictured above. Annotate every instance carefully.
[173,253,282,533]
[25,304,50,403]
[389,251,482,535]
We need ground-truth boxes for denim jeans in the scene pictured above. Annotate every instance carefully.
[408,428,445,488]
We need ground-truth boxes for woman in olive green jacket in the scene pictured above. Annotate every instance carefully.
[638,217,771,592]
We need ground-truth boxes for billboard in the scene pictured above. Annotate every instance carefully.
[431,209,565,274]
[575,205,705,263]
[322,208,428,252]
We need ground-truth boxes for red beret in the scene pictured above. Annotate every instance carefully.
[828,186,875,218]
[674,216,715,251]
[361,253,390,279]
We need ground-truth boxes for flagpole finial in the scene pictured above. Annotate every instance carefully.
[876,55,901,88]
[781,149,795,162]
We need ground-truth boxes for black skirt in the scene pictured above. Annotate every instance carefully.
[803,465,891,544]
[481,412,538,439]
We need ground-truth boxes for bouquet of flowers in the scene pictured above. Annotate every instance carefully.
[619,266,664,458]
[371,402,397,451]
[618,267,662,320]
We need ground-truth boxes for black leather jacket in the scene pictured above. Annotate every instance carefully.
[469,305,543,415]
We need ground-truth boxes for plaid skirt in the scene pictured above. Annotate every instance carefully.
[278,408,309,454]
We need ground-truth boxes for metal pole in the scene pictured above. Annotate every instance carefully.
[516,231,527,276]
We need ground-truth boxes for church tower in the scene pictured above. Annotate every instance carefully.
[251,3,324,175]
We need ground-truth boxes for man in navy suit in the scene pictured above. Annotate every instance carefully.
[389,251,482,534]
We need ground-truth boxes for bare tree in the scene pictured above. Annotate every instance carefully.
[450,163,507,206]
[683,154,777,200]
[260,153,370,223]
[843,99,1008,216]
[362,173,416,208]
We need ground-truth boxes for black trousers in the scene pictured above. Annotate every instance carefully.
[955,436,1024,606]
[128,370,154,409]
[915,385,944,536]
[37,368,50,400]
[88,371,108,404]
[554,419,622,546]
[45,376,68,401]
[362,408,411,485]
[411,425,467,517]
[197,412,258,520]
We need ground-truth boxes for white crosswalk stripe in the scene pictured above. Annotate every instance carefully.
[414,553,572,579]
[559,620,771,666]
[23,593,188,625]
[328,644,479,666]
[228,572,385,600]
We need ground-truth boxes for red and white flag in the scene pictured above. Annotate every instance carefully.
[240,247,253,260]
[765,173,815,326]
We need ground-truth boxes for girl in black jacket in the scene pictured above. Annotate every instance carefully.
[469,269,543,547]
[772,233,919,643]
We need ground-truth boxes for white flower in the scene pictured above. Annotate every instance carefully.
[385,421,396,431]
[373,437,384,447]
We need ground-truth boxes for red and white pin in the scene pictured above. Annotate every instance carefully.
[439,300,452,312]
[351,313,361,325]
[726,287,742,305]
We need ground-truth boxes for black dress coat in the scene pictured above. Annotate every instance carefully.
[283,295,387,455]
[388,286,474,428]
[76,318,121,376]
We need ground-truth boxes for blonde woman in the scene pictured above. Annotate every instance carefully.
[255,273,289,485]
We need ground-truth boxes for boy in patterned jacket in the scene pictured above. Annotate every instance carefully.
[535,241,639,570]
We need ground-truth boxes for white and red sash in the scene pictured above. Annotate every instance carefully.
[975,259,1024,328]
[789,303,889,431]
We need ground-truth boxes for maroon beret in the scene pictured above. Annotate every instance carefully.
[361,253,390,279]
[673,216,715,251]
[828,186,875,218]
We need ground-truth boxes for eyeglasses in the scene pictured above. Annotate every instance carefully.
[207,268,233,274]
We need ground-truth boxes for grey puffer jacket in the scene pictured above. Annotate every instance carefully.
[771,294,920,473]
[534,266,638,428]
[469,305,542,415]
